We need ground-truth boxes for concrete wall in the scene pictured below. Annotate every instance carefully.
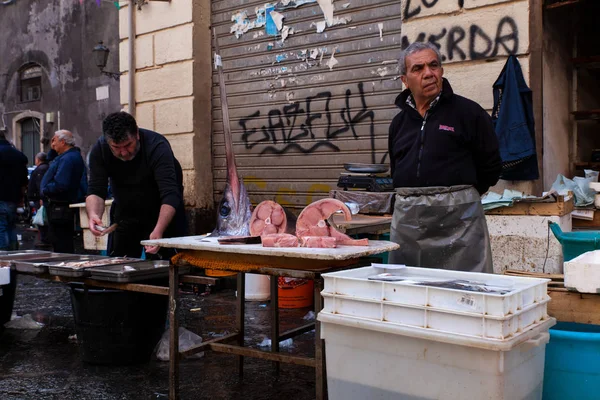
[118,0,214,232]
[542,9,573,184]
[401,0,539,195]
[0,0,121,164]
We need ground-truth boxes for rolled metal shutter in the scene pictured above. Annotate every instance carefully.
[211,0,402,212]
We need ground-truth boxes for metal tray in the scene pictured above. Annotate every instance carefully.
[343,163,389,174]
[0,250,52,256]
[89,261,188,283]
[14,255,107,275]
[47,257,144,278]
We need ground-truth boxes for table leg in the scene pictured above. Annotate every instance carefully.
[270,275,280,376]
[236,272,246,379]
[314,277,326,400]
[169,263,180,400]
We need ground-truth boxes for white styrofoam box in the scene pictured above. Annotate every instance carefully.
[590,181,600,192]
[319,313,554,400]
[323,266,549,317]
[564,250,600,293]
[0,265,10,285]
[322,292,549,339]
[83,229,108,251]
[486,214,571,275]
[70,199,113,228]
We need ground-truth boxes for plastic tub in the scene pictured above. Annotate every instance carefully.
[245,273,270,301]
[549,222,600,261]
[543,322,600,400]
[278,278,313,309]
[70,284,167,364]
[319,312,554,400]
[0,267,17,335]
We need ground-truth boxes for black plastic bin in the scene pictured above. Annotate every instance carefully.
[0,270,17,335]
[70,283,168,365]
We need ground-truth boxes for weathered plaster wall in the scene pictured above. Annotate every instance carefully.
[542,9,573,185]
[401,0,538,194]
[118,0,214,231]
[0,0,121,163]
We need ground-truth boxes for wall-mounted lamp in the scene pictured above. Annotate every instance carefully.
[93,41,122,81]
[45,112,55,124]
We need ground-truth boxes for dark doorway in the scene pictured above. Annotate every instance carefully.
[20,117,40,166]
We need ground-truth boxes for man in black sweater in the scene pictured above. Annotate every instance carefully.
[86,112,186,258]
[387,42,502,273]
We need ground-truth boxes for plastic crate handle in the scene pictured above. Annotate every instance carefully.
[520,332,550,353]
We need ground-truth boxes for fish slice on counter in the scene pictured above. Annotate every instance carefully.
[296,198,369,247]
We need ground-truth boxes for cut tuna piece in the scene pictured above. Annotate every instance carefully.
[296,198,369,246]
[250,200,297,236]
[299,236,337,248]
[261,233,299,248]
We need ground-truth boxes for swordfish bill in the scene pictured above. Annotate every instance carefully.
[212,28,252,236]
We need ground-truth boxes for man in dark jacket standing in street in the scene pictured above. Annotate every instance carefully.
[28,152,51,248]
[41,130,87,253]
[86,112,186,259]
[0,129,28,250]
[388,42,502,273]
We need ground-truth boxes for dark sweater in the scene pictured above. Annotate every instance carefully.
[41,147,87,204]
[0,139,28,203]
[388,79,502,195]
[28,162,49,203]
[87,128,184,229]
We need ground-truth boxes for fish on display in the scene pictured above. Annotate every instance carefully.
[212,28,252,237]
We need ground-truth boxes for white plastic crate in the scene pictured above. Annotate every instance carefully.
[322,265,550,339]
[564,250,600,293]
[319,312,555,400]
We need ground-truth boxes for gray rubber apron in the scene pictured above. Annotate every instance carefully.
[388,185,493,273]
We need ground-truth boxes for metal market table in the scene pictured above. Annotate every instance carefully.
[141,236,398,400]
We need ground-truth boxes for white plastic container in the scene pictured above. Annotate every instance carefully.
[244,273,270,301]
[319,312,555,400]
[0,264,10,286]
[322,266,549,339]
[564,250,600,293]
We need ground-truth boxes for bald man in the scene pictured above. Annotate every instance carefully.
[41,130,88,253]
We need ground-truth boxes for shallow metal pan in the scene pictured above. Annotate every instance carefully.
[88,260,189,283]
[46,257,144,278]
[14,255,107,274]
[343,163,389,174]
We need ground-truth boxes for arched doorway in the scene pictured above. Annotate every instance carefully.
[20,117,40,166]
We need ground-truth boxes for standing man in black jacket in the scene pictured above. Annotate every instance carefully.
[0,129,28,251]
[388,42,502,273]
[86,112,186,259]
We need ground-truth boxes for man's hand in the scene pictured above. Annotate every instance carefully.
[144,229,163,254]
[89,215,105,236]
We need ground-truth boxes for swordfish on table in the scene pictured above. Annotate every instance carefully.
[212,29,252,238]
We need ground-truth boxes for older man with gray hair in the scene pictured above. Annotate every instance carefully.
[387,42,502,273]
[41,130,88,253]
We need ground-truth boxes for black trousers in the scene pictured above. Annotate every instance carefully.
[108,219,176,260]
[47,203,75,254]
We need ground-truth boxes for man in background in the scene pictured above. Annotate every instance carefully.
[0,128,28,250]
[28,152,51,248]
[41,130,87,253]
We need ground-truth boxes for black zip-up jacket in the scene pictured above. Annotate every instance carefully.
[388,79,502,195]
[0,139,28,203]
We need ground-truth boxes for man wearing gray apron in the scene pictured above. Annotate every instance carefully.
[388,42,502,273]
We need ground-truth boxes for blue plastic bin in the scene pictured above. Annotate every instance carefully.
[549,222,600,261]
[543,322,600,400]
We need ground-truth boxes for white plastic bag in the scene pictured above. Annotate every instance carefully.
[155,327,204,361]
[4,314,44,330]
[585,169,599,182]
[32,206,46,226]
[551,174,595,207]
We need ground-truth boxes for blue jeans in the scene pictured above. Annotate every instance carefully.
[0,201,17,250]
